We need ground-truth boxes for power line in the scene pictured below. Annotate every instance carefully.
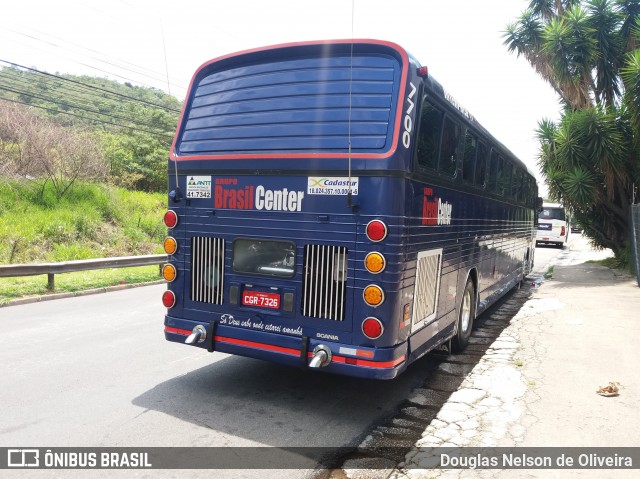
[10,28,188,92]
[0,30,185,97]
[0,95,173,142]
[0,59,181,113]
[19,14,188,86]
[0,82,175,137]
[0,74,176,133]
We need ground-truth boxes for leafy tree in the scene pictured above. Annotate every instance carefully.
[100,132,168,192]
[504,0,640,261]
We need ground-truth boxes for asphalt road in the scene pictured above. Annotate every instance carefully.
[0,285,442,478]
[0,241,566,478]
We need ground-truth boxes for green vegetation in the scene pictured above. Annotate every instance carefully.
[586,255,632,270]
[0,180,166,303]
[544,265,555,279]
[0,180,165,264]
[504,1,640,267]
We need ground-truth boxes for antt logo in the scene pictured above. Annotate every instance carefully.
[422,188,453,226]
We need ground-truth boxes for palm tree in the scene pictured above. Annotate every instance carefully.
[504,0,640,262]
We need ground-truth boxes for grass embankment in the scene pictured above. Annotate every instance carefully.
[0,180,166,303]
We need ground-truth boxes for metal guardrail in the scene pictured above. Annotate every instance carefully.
[0,254,168,290]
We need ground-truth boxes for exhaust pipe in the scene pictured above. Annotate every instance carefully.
[185,325,207,345]
[309,345,332,368]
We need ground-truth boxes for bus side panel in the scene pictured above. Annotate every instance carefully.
[402,177,535,361]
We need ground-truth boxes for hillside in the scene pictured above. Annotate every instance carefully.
[0,180,165,265]
[0,64,181,192]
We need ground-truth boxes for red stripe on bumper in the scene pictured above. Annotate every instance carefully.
[332,354,406,369]
[214,335,300,357]
[165,326,192,336]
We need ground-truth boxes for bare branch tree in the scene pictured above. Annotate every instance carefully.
[0,102,108,198]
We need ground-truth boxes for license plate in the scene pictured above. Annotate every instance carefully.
[242,291,280,309]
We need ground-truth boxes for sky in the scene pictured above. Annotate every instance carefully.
[2,0,561,195]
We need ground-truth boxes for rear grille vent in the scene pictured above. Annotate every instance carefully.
[412,249,443,325]
[302,245,348,321]
[191,237,225,304]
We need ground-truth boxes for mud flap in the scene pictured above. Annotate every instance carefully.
[207,321,217,353]
[300,336,310,369]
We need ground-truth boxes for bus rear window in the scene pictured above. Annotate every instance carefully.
[176,47,401,156]
[539,208,566,221]
[233,239,296,278]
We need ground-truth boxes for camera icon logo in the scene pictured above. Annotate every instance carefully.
[7,449,40,467]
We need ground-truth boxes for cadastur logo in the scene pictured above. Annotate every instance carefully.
[307,177,359,196]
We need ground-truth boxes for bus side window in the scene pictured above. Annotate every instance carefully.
[474,141,488,188]
[496,156,505,195]
[462,130,477,185]
[440,117,460,177]
[499,161,512,198]
[417,99,444,170]
[488,150,499,193]
[513,168,523,203]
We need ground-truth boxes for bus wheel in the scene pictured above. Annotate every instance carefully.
[452,279,475,352]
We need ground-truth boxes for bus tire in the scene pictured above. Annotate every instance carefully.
[452,279,475,352]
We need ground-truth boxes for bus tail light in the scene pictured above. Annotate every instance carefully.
[162,264,177,282]
[560,226,566,236]
[362,317,384,339]
[164,210,178,228]
[366,220,388,242]
[164,237,178,255]
[162,290,176,308]
[363,285,384,307]
[365,252,386,274]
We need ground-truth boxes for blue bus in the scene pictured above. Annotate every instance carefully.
[162,40,539,380]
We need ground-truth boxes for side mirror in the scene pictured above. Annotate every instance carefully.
[536,197,544,212]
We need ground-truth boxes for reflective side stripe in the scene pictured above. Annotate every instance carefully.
[165,326,192,336]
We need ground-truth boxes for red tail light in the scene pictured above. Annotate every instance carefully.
[366,220,388,242]
[162,290,176,308]
[560,226,566,236]
[164,210,178,228]
[362,317,384,339]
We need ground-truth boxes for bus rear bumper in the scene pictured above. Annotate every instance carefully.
[164,315,408,380]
